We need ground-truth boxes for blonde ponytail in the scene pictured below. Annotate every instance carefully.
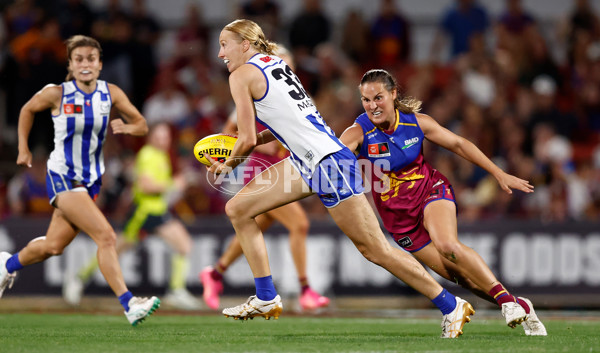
[224,19,278,55]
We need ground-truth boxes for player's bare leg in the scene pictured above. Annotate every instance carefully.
[267,203,330,310]
[222,159,311,320]
[424,200,532,330]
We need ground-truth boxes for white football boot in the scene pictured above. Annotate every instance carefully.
[519,297,548,336]
[0,252,17,298]
[502,301,528,328]
[223,295,282,320]
[440,297,475,338]
[125,296,161,326]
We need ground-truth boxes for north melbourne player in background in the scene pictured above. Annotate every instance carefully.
[63,122,201,310]
[340,69,546,336]
[207,19,474,338]
[200,45,329,312]
[0,35,160,326]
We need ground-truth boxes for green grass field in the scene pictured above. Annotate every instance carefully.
[0,313,598,353]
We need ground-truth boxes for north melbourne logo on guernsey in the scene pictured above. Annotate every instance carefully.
[367,142,391,157]
[100,102,110,114]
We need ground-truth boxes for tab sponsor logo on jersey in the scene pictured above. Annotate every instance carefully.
[368,142,391,157]
[63,104,83,115]
[401,137,419,150]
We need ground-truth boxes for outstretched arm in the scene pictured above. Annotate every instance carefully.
[339,123,364,154]
[17,84,62,167]
[417,113,533,194]
[109,83,148,136]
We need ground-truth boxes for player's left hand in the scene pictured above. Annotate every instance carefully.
[497,173,534,194]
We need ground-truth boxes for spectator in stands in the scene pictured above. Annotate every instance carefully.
[577,44,600,132]
[430,0,490,62]
[370,0,412,68]
[518,31,562,87]
[559,0,600,67]
[456,33,497,109]
[57,0,95,38]
[7,146,53,216]
[173,3,210,67]
[526,75,577,140]
[289,0,331,56]
[339,9,370,66]
[238,0,280,41]
[142,65,191,127]
[91,0,134,95]
[495,0,540,84]
[3,0,43,40]
[9,16,65,63]
[130,0,161,108]
[8,16,66,149]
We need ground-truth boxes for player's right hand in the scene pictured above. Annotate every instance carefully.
[16,149,32,168]
[206,154,233,175]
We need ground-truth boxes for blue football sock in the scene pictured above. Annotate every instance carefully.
[6,253,24,273]
[118,291,134,312]
[254,275,277,301]
[431,288,457,315]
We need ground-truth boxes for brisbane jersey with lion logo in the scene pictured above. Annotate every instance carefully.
[247,53,343,176]
[48,80,112,186]
[355,110,448,234]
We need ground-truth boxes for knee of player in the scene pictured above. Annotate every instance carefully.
[45,242,66,256]
[289,218,309,237]
[434,240,463,261]
[356,242,389,266]
[94,228,118,248]
[175,237,193,256]
[224,198,247,221]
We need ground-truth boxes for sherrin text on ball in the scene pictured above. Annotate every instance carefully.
[193,134,237,166]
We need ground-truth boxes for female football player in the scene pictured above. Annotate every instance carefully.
[206,19,473,338]
[64,122,200,310]
[0,35,160,326]
[200,45,329,312]
[339,68,546,336]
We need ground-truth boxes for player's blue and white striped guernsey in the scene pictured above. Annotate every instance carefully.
[247,53,343,175]
[47,80,112,186]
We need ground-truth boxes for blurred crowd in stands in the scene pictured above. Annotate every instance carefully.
[1,0,599,224]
